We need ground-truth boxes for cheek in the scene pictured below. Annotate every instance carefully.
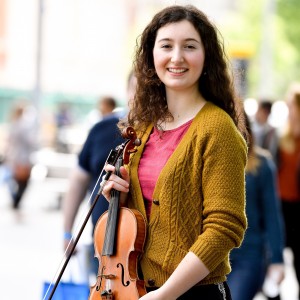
[187,59,203,80]
[153,54,168,81]
[194,53,205,71]
[153,49,165,69]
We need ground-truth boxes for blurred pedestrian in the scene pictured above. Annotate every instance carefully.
[102,5,248,299]
[54,102,73,153]
[277,82,300,299]
[86,96,117,128]
[62,72,136,278]
[252,99,279,159]
[227,113,285,300]
[3,101,38,209]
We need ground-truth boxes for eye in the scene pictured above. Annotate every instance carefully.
[161,44,172,49]
[184,44,196,49]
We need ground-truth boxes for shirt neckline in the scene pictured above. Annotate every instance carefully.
[154,118,194,134]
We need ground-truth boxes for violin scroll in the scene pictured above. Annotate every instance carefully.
[121,127,141,164]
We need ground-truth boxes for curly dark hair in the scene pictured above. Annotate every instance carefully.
[122,4,246,138]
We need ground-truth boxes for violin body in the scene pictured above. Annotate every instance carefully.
[89,207,147,300]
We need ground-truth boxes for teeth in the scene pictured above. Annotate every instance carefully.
[169,68,186,73]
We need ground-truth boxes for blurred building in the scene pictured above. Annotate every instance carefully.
[0,0,241,124]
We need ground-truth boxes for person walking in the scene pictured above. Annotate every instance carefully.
[102,5,248,299]
[252,99,279,160]
[277,82,300,299]
[228,113,285,300]
[3,101,37,210]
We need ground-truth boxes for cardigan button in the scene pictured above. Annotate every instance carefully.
[147,278,156,286]
[153,199,160,205]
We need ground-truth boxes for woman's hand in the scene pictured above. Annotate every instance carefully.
[102,163,130,206]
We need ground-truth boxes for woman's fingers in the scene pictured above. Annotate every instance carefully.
[104,163,116,173]
[104,175,129,192]
[119,166,130,183]
[102,164,130,201]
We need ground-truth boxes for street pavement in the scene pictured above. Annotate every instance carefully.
[0,178,92,300]
[0,178,299,300]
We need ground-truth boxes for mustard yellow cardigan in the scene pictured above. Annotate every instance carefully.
[128,102,248,287]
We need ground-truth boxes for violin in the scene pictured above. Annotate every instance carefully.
[89,126,147,300]
[43,127,146,300]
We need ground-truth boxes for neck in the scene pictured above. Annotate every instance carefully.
[162,90,206,130]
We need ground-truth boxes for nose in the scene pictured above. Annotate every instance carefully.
[171,48,184,63]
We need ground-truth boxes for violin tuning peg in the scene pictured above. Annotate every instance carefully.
[134,138,141,146]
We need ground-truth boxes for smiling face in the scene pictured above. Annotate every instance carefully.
[153,20,205,92]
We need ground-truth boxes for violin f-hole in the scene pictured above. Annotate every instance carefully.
[117,263,130,287]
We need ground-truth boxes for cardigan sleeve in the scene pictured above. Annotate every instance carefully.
[190,112,248,272]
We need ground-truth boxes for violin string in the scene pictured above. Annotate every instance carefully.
[43,168,106,300]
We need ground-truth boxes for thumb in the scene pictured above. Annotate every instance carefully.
[119,166,130,183]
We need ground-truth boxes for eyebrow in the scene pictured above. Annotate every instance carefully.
[157,38,201,44]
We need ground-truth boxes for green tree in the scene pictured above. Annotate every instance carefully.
[275,0,300,93]
[223,0,300,99]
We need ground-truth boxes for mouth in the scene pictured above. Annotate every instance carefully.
[167,68,188,74]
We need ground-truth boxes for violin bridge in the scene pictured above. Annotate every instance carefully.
[100,274,116,279]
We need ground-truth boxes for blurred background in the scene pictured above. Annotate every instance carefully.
[0,0,299,299]
[1,0,300,142]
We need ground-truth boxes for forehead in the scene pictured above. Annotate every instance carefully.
[156,20,200,41]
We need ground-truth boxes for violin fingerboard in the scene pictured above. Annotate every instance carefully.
[102,158,122,256]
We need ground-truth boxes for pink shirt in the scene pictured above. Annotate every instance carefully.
[138,120,193,218]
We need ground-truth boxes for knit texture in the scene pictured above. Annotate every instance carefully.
[128,102,247,287]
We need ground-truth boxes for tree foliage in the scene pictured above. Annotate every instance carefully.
[223,0,300,99]
[277,0,300,49]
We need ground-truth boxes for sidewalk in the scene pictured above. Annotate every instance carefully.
[0,179,299,300]
[0,180,92,300]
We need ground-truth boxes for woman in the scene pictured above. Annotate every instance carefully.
[102,5,248,299]
[227,113,285,300]
[277,83,300,298]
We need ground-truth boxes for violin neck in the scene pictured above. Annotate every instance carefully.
[102,158,122,256]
